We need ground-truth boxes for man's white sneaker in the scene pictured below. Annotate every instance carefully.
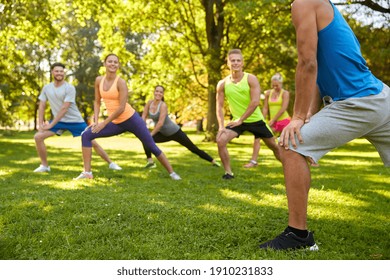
[109,162,122,170]
[33,165,51,173]
[170,172,181,180]
[73,172,93,180]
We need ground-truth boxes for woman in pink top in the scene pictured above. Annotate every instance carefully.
[244,73,290,168]
[76,54,181,180]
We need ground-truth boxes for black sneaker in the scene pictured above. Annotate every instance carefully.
[259,228,319,251]
[222,173,234,179]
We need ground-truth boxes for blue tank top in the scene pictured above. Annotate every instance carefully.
[317,1,383,101]
[148,101,180,136]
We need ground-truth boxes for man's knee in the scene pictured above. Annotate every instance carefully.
[34,132,49,142]
[217,130,235,147]
[281,148,305,164]
[33,132,40,142]
[216,137,228,148]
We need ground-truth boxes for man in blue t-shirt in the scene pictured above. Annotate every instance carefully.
[259,0,390,250]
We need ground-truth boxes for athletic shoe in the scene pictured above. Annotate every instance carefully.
[109,162,122,170]
[144,162,156,169]
[212,161,221,167]
[170,172,181,180]
[73,172,93,180]
[259,228,319,251]
[33,165,51,173]
[222,173,234,179]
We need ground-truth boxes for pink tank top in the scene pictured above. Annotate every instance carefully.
[99,76,134,124]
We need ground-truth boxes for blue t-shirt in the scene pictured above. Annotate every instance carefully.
[316,1,383,101]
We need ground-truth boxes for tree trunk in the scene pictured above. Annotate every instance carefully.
[205,71,220,141]
[196,118,204,133]
[203,0,225,142]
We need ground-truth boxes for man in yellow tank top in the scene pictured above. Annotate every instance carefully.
[216,49,281,179]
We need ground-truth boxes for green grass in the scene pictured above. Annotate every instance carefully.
[0,129,389,260]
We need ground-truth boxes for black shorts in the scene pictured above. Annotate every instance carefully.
[226,120,274,139]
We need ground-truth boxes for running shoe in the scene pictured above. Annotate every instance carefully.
[33,165,51,173]
[109,162,122,170]
[170,172,181,180]
[259,228,319,251]
[222,173,234,179]
[73,172,93,180]
[144,162,156,169]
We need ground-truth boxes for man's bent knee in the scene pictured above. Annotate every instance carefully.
[217,130,236,147]
[34,131,50,142]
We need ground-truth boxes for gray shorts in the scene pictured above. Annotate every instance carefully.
[289,83,390,166]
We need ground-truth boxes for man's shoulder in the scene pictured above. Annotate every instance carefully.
[292,0,317,6]
[42,82,53,90]
[246,72,257,79]
[63,81,75,89]
[246,73,260,85]
[61,82,76,94]
[217,76,229,89]
[292,0,321,12]
[222,74,232,81]
[40,83,55,97]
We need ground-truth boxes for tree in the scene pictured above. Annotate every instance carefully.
[114,0,295,141]
[1,0,388,135]
[334,0,390,27]
[336,0,390,13]
[0,0,58,129]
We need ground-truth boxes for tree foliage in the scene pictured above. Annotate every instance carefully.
[0,0,388,141]
[0,0,58,128]
[336,0,390,13]
[334,0,390,27]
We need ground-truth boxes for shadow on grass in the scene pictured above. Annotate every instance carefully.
[0,132,388,260]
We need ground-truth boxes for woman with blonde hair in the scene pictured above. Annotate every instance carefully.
[244,73,290,168]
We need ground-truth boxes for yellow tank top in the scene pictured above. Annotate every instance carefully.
[99,76,134,124]
[224,73,264,123]
[268,89,290,121]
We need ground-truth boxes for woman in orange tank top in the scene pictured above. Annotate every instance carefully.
[75,54,181,180]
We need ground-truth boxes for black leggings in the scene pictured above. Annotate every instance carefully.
[143,129,214,162]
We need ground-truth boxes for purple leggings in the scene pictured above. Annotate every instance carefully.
[81,112,162,157]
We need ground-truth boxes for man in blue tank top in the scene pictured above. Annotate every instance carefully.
[259,0,389,250]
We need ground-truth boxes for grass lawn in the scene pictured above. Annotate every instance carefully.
[0,129,389,260]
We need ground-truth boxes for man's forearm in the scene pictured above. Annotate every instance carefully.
[293,61,317,120]
[239,102,258,122]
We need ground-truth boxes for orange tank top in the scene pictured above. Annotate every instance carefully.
[99,76,134,124]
